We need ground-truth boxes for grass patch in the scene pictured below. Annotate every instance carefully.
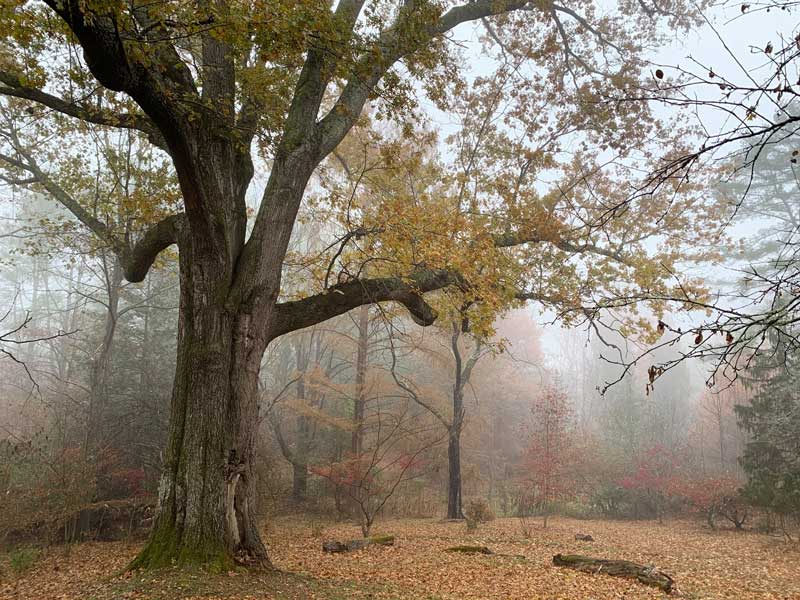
[7,547,40,575]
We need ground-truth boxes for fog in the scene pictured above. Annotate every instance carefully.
[1,1,798,598]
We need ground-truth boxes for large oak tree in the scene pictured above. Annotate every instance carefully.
[0,0,717,568]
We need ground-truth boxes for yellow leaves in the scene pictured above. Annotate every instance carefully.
[284,398,356,432]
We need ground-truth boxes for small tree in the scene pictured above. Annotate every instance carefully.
[521,383,577,527]
[736,337,800,536]
[311,395,438,538]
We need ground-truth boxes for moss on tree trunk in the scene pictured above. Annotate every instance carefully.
[131,249,270,570]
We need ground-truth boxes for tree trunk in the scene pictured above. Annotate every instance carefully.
[291,462,308,505]
[131,292,268,568]
[85,255,123,457]
[352,305,369,457]
[290,357,310,505]
[446,322,468,520]
[131,191,271,568]
[446,426,464,519]
[706,508,716,530]
[132,307,268,567]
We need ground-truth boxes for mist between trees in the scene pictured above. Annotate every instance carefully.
[0,1,799,596]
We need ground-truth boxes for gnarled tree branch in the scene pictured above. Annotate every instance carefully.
[269,269,461,340]
[121,213,185,282]
[0,124,182,283]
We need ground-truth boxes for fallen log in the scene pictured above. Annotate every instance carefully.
[445,545,493,555]
[322,534,395,553]
[552,554,676,594]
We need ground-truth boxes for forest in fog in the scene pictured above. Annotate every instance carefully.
[0,0,799,598]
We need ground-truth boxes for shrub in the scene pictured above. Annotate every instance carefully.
[589,484,665,520]
[465,498,494,531]
[0,445,96,544]
[518,515,534,539]
[309,518,326,539]
[560,501,597,520]
[8,547,39,575]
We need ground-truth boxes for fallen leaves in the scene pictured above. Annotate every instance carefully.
[2,517,799,599]
[271,517,800,600]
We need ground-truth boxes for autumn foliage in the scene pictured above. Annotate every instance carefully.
[519,383,580,526]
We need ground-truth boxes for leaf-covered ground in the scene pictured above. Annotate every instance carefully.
[1,517,798,599]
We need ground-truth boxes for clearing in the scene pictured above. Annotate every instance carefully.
[1,517,798,599]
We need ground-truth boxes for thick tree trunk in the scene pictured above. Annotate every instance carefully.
[131,285,269,568]
[131,172,271,568]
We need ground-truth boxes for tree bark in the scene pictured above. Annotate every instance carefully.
[130,152,271,568]
[290,344,311,505]
[446,321,480,520]
[131,277,269,568]
[446,426,464,520]
[352,305,369,458]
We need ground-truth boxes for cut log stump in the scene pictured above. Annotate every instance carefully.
[553,554,676,594]
[322,535,395,553]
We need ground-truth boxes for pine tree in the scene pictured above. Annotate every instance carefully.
[736,337,800,519]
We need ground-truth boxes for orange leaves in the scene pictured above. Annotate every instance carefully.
[6,515,800,599]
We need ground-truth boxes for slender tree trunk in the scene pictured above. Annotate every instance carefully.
[85,255,123,457]
[291,462,308,504]
[446,425,464,519]
[717,409,725,468]
[352,305,369,457]
[291,350,310,505]
[446,322,468,520]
